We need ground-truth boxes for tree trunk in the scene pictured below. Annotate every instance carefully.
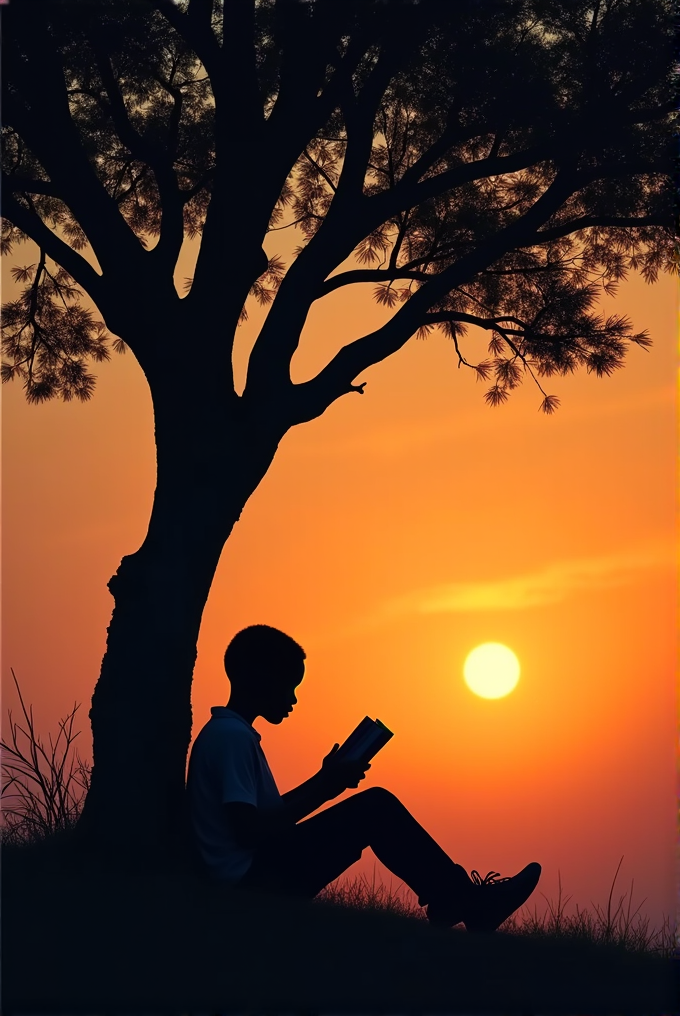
[77,388,284,867]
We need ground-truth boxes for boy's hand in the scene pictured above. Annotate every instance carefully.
[319,743,371,798]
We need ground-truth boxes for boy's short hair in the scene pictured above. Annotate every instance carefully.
[224,625,306,686]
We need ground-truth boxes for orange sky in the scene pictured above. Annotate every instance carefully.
[2,241,676,928]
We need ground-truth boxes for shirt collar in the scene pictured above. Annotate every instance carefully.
[210,706,261,740]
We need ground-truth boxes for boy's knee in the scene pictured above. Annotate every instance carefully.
[361,786,400,809]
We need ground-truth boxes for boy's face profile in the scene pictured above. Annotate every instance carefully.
[225,628,307,724]
[256,658,305,725]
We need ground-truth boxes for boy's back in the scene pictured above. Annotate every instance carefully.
[187,707,280,880]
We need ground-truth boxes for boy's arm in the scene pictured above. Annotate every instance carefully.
[225,746,370,849]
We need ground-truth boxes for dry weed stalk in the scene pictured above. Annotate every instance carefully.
[503,858,674,956]
[317,865,425,921]
[1,669,91,844]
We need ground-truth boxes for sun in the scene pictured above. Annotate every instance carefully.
[463,643,520,699]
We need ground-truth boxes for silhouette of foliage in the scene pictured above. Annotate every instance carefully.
[1,671,91,844]
[2,253,112,401]
[1,0,674,410]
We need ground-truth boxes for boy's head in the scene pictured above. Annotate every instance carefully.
[224,625,306,723]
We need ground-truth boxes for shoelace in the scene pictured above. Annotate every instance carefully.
[470,869,511,887]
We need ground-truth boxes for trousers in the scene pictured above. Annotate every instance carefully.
[239,786,468,908]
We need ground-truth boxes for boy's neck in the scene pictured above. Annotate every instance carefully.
[225,694,257,725]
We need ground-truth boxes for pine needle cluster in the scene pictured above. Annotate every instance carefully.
[1,255,119,401]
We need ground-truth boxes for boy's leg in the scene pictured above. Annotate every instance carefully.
[241,786,470,914]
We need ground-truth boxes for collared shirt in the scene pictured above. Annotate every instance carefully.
[187,707,281,881]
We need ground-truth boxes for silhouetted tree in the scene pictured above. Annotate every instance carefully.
[2,0,674,862]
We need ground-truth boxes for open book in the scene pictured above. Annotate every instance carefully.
[334,716,393,764]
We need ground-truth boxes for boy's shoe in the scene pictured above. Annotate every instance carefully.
[462,862,541,933]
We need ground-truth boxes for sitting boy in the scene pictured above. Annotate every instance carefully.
[187,624,541,931]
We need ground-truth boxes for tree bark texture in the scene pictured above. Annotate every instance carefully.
[78,375,285,865]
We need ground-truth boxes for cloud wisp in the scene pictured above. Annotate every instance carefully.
[384,543,674,616]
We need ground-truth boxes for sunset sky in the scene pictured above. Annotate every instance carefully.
[3,236,676,928]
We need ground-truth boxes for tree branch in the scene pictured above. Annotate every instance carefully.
[317,267,432,298]
[188,0,214,26]
[185,1,268,306]
[156,74,184,161]
[578,156,669,183]
[266,3,364,159]
[395,114,492,193]
[336,41,412,202]
[388,210,410,270]
[534,214,666,244]
[268,1,327,121]
[182,168,215,202]
[367,117,669,237]
[288,169,579,422]
[2,176,61,198]
[93,47,156,166]
[274,142,551,322]
[152,0,222,81]
[1,189,104,303]
[92,46,185,274]
[368,144,550,226]
[303,149,337,194]
[263,5,407,211]
[422,311,526,333]
[245,27,445,396]
[3,36,146,280]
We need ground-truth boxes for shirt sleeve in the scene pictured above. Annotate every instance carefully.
[215,727,259,807]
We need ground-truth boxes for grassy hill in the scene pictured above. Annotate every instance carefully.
[3,842,676,1015]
